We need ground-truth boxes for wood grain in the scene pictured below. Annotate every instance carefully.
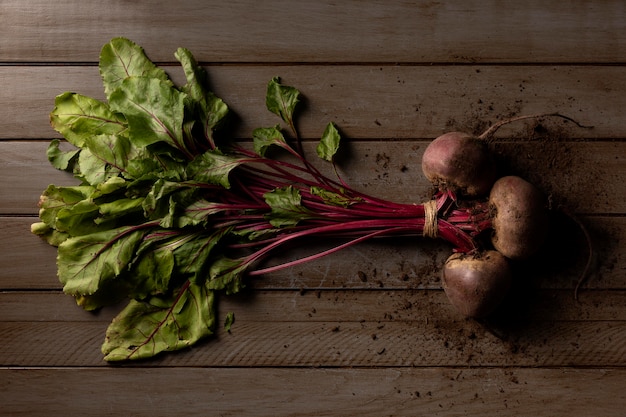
[1,319,624,367]
[2,289,624,369]
[2,289,624,324]
[1,367,624,417]
[1,65,623,140]
[1,0,625,64]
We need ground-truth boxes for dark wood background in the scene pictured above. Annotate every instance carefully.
[1,1,624,415]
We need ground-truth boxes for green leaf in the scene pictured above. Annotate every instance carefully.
[54,199,100,236]
[31,221,51,236]
[206,256,247,294]
[108,77,187,152]
[232,226,278,242]
[31,222,70,247]
[172,228,230,285]
[102,282,216,361]
[57,226,148,296]
[177,199,219,226]
[142,179,187,220]
[93,175,128,197]
[126,247,175,299]
[47,139,80,172]
[76,147,116,185]
[316,122,341,162]
[50,92,127,147]
[174,48,208,102]
[265,77,300,125]
[159,188,199,228]
[73,280,130,311]
[252,125,286,156]
[187,150,243,188]
[37,172,132,239]
[125,157,162,180]
[37,184,95,229]
[263,186,312,227]
[310,186,356,208]
[224,312,235,332]
[83,134,132,173]
[99,37,172,99]
[175,47,229,139]
[97,197,145,223]
[124,150,186,183]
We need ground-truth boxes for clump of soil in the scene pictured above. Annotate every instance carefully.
[490,118,592,211]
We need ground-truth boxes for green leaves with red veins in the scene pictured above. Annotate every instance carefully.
[83,134,132,172]
[35,37,356,362]
[178,199,225,226]
[158,188,200,229]
[252,125,287,156]
[206,256,248,294]
[53,199,101,236]
[57,225,149,296]
[108,77,188,155]
[126,245,175,299]
[171,228,232,285]
[187,150,245,188]
[310,186,355,208]
[76,134,139,185]
[264,186,313,227]
[38,184,94,229]
[175,47,229,145]
[50,92,127,148]
[101,282,216,361]
[266,77,300,128]
[316,122,341,162]
[97,229,232,361]
[99,37,172,99]
[142,179,186,219]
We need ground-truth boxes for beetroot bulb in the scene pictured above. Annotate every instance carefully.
[421,132,497,197]
[442,250,512,318]
[489,175,549,260]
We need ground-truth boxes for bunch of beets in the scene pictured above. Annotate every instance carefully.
[32,38,588,361]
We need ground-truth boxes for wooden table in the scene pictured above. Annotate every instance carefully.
[1,1,624,415]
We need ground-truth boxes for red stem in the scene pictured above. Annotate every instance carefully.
[187,141,495,278]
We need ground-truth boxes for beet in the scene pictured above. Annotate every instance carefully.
[421,132,497,197]
[442,250,512,318]
[489,176,549,260]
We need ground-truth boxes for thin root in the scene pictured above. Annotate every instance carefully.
[477,113,593,141]
[559,207,594,301]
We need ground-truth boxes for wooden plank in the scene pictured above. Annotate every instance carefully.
[2,214,623,290]
[0,142,77,215]
[0,217,59,288]
[1,0,626,64]
[2,289,623,367]
[1,367,624,417]
[1,289,624,324]
[1,319,624,367]
[2,139,626,215]
[0,65,623,140]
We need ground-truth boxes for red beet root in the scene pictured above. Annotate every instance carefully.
[442,250,512,318]
[421,132,497,197]
[489,176,549,260]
